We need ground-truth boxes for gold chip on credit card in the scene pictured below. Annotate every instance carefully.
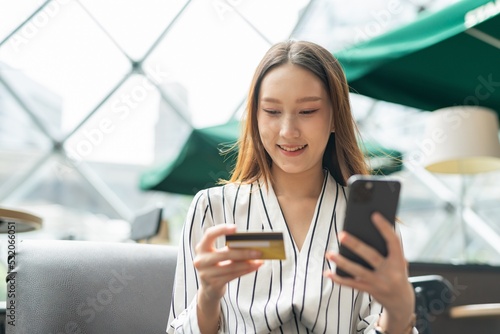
[226,232,286,260]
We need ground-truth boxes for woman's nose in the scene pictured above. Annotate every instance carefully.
[279,115,300,138]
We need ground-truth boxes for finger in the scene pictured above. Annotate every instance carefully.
[196,224,237,253]
[338,231,385,269]
[325,252,374,281]
[371,212,402,256]
[198,262,263,302]
[201,259,263,279]
[217,264,263,283]
[199,260,264,287]
[217,247,263,261]
[323,269,373,293]
[196,248,262,269]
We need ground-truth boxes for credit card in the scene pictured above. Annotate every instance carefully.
[225,232,286,260]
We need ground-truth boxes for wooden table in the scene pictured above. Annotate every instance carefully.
[450,303,500,318]
[0,207,43,233]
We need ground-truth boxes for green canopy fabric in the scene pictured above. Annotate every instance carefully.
[335,0,500,113]
[140,121,402,195]
[140,122,240,195]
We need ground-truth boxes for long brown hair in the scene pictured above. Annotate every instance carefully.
[227,40,368,186]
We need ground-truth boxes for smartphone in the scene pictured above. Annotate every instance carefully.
[336,175,401,278]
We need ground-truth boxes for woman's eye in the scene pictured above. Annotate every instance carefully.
[300,109,318,115]
[263,109,279,115]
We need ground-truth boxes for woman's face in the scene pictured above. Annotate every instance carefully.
[257,63,334,177]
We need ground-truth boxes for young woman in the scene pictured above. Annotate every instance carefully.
[167,40,416,334]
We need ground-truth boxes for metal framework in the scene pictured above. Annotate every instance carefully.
[1,0,498,261]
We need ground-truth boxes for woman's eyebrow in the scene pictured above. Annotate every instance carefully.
[261,96,322,103]
[261,97,281,103]
[296,96,322,103]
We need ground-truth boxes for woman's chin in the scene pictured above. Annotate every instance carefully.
[272,164,320,176]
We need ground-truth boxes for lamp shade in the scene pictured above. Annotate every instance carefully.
[422,106,500,174]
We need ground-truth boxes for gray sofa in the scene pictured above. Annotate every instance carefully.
[8,239,478,334]
[6,240,177,334]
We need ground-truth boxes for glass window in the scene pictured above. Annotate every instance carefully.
[78,0,189,60]
[0,1,131,137]
[143,0,271,128]
[1,0,496,266]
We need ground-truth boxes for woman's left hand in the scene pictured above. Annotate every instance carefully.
[324,212,415,330]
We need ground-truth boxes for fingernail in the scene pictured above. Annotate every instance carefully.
[326,253,336,261]
[371,213,382,223]
[250,250,262,258]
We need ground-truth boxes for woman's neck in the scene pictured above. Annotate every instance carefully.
[271,166,325,200]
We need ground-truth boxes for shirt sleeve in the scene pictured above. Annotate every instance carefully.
[166,190,224,334]
[356,295,418,334]
[356,292,383,333]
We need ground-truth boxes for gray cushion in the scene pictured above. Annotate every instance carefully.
[6,239,177,334]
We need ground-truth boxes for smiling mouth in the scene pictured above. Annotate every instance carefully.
[278,144,307,152]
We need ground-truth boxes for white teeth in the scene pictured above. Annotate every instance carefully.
[279,145,306,152]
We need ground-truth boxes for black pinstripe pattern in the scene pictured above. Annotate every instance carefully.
[220,186,233,331]
[235,276,247,333]
[186,193,202,306]
[207,188,213,221]
[221,185,227,224]
[264,272,273,332]
[227,278,239,333]
[257,181,274,229]
[300,173,328,321]
[167,177,388,333]
[278,205,299,333]
[249,270,259,333]
[312,178,339,332]
[246,183,253,230]
[337,279,342,333]
[233,184,241,223]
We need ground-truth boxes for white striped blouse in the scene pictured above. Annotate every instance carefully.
[167,172,390,333]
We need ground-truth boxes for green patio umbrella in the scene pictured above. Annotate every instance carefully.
[140,121,402,195]
[141,122,240,195]
[335,0,500,114]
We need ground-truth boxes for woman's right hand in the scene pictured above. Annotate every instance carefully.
[194,224,263,332]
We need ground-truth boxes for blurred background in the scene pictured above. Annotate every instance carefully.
[1,0,500,272]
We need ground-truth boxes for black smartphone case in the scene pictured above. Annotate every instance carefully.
[336,175,401,278]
